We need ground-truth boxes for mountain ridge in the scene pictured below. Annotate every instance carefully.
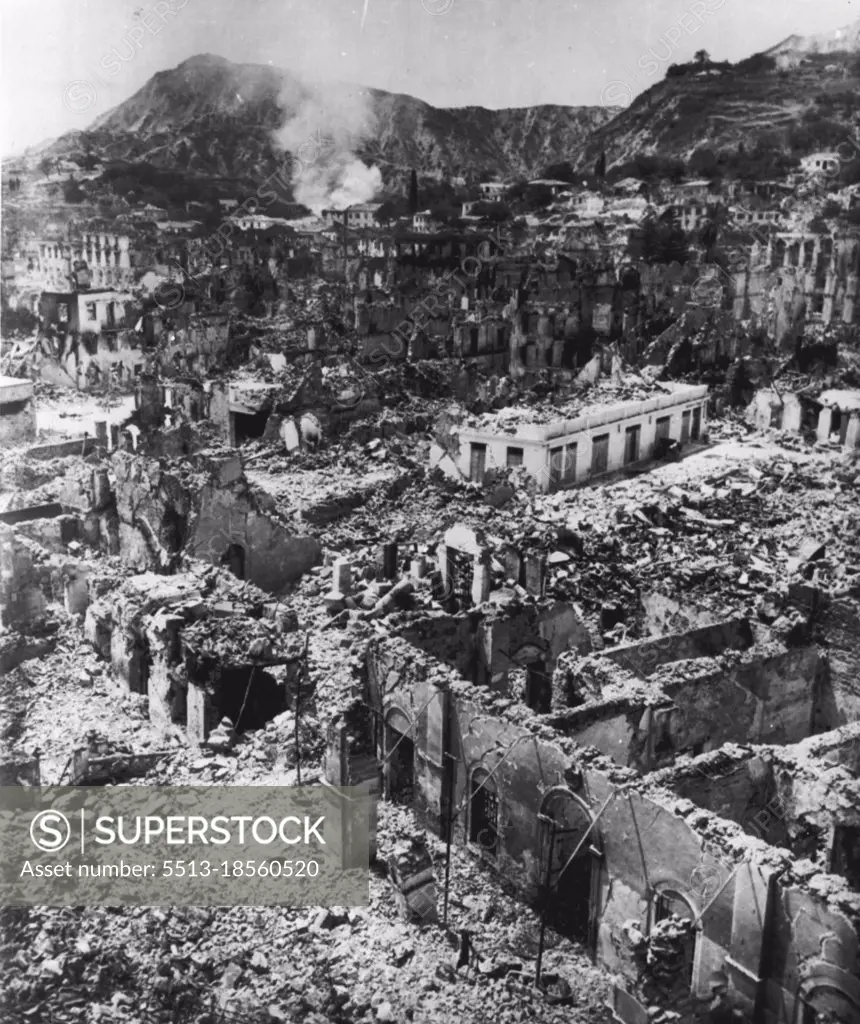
[26,54,619,187]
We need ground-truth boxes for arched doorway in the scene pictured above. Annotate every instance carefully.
[220,543,245,580]
[539,786,601,951]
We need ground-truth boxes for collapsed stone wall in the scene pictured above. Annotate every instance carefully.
[0,523,89,627]
[817,596,860,726]
[109,451,322,592]
[360,632,860,1023]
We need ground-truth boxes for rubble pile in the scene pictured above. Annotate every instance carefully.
[0,802,613,1024]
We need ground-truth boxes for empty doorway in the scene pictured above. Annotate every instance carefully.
[540,788,600,951]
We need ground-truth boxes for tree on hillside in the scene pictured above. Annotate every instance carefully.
[63,176,85,204]
[408,168,419,215]
[694,49,710,64]
[39,157,54,179]
[542,161,576,183]
[594,151,607,181]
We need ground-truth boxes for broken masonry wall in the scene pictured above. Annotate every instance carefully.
[599,616,754,679]
[475,601,592,695]
[815,596,860,726]
[0,401,36,444]
[187,472,322,592]
[546,697,658,769]
[144,611,186,728]
[745,390,804,433]
[639,591,722,635]
[395,614,478,680]
[796,722,860,777]
[653,646,822,755]
[111,451,321,590]
[764,749,860,872]
[394,601,591,695]
[13,515,81,555]
[112,453,192,571]
[591,782,745,994]
[649,751,798,850]
[366,635,860,1021]
[367,634,614,900]
[0,525,87,626]
[760,881,860,1024]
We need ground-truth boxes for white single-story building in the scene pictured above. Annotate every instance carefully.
[800,152,840,177]
[432,383,709,491]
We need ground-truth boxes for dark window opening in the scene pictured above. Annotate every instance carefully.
[653,709,675,759]
[770,405,783,429]
[541,792,598,949]
[691,406,702,441]
[217,667,284,734]
[506,446,524,468]
[447,548,475,610]
[469,770,499,857]
[0,399,29,416]
[163,505,188,553]
[591,434,609,475]
[525,661,551,713]
[233,409,270,444]
[680,410,692,444]
[220,543,245,580]
[831,825,860,890]
[624,424,641,465]
[385,725,414,806]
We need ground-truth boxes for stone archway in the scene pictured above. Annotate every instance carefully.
[539,786,601,951]
[794,964,860,1024]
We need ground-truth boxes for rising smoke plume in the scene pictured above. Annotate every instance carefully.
[275,75,382,213]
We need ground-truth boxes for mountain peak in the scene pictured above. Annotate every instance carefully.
[176,53,234,71]
[766,18,860,58]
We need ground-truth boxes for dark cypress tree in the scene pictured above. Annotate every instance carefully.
[594,151,607,181]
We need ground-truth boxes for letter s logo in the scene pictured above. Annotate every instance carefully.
[30,810,72,852]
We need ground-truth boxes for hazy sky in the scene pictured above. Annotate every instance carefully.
[2,0,858,153]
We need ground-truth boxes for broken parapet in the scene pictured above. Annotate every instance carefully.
[109,448,322,591]
[386,837,438,925]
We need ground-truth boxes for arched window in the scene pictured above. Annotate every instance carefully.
[651,886,698,989]
[383,706,414,806]
[469,767,499,857]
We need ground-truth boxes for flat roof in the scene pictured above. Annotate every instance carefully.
[819,389,860,412]
[459,381,708,443]
[0,375,33,389]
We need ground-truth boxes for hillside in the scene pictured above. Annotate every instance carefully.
[577,50,860,174]
[31,54,617,187]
